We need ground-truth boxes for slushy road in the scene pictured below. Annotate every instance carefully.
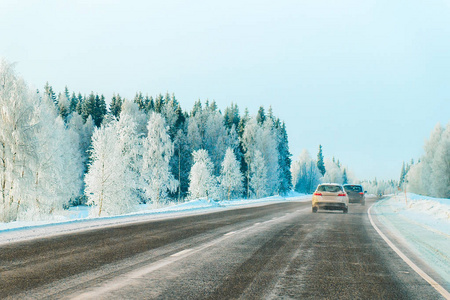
[1,199,445,299]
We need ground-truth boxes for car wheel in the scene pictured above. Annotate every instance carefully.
[312,207,318,213]
[343,207,348,214]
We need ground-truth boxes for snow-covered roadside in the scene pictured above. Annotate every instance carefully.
[0,193,311,245]
[372,193,450,283]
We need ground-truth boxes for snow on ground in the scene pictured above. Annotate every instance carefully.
[0,192,310,245]
[372,193,450,283]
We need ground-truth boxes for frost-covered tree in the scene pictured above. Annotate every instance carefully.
[322,158,343,184]
[249,150,268,199]
[406,123,449,198]
[291,150,322,194]
[85,121,138,216]
[241,117,279,197]
[431,123,450,198]
[142,112,178,206]
[219,148,243,200]
[0,60,37,221]
[188,149,217,200]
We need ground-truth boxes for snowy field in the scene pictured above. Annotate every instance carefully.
[0,193,310,245]
[372,193,450,283]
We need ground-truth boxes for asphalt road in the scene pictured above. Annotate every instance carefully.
[1,199,445,299]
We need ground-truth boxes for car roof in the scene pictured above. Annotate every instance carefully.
[319,183,343,186]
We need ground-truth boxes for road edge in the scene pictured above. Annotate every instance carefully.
[367,202,450,300]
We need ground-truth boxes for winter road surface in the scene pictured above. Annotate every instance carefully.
[1,198,447,299]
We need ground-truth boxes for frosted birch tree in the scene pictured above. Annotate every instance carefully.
[322,159,344,184]
[142,112,178,206]
[431,123,450,198]
[0,60,36,221]
[219,148,243,200]
[188,149,217,200]
[249,150,268,199]
[85,122,138,216]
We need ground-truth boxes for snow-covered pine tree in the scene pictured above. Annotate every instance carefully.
[317,145,326,176]
[188,149,217,200]
[219,148,244,200]
[275,121,292,195]
[142,112,178,206]
[110,93,123,118]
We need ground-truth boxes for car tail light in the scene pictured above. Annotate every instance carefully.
[359,192,364,195]
[313,192,322,196]
[338,193,346,197]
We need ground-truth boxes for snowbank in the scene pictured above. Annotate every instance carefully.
[0,193,311,239]
[372,193,450,282]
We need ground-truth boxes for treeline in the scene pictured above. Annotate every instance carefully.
[401,122,450,198]
[0,60,292,221]
[291,145,355,194]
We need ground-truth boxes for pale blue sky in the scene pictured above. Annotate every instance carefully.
[1,0,449,180]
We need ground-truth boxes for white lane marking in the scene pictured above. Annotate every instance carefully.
[368,204,450,299]
[253,222,261,226]
[224,231,236,236]
[171,249,194,257]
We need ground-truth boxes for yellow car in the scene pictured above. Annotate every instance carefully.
[312,183,349,213]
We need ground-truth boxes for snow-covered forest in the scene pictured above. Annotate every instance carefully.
[0,60,292,221]
[401,122,450,198]
[291,145,356,194]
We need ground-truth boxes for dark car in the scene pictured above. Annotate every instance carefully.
[343,184,365,205]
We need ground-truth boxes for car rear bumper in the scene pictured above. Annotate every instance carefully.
[314,202,347,210]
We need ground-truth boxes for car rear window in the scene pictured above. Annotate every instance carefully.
[344,185,362,192]
[317,185,343,192]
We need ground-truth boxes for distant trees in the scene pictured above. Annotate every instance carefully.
[406,123,450,198]
[291,150,322,194]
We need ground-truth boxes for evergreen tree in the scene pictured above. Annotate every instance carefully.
[342,168,348,184]
[191,99,202,116]
[317,145,326,176]
[256,106,266,125]
[134,92,145,111]
[81,92,96,122]
[43,82,57,106]
[94,94,107,126]
[110,93,123,118]
[276,121,292,195]
[224,103,240,130]
[70,92,78,114]
[76,93,84,116]
[171,128,191,200]
[154,94,164,113]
